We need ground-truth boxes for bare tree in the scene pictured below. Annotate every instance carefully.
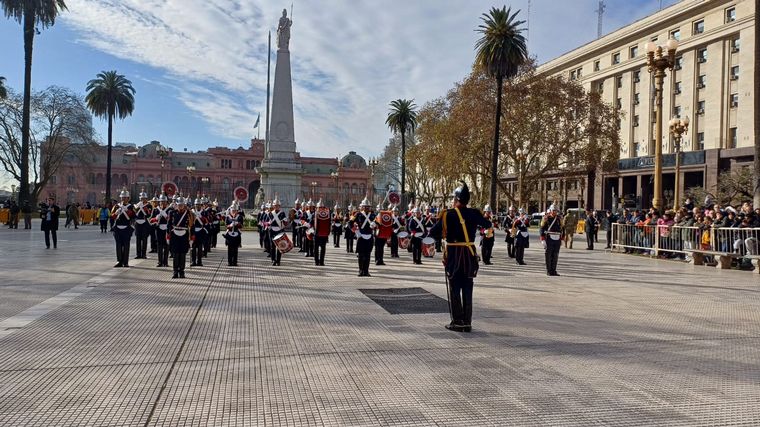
[0,86,97,203]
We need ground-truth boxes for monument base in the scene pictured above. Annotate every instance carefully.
[259,159,303,210]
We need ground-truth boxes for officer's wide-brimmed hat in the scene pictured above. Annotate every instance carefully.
[452,181,470,205]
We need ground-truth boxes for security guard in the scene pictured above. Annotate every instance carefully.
[428,181,492,332]
[540,204,565,276]
[111,190,135,268]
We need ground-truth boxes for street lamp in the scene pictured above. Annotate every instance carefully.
[201,176,209,196]
[669,116,689,211]
[645,37,679,211]
[368,158,379,203]
[186,165,195,195]
[156,144,168,183]
[330,170,340,206]
[515,148,526,210]
[310,181,318,200]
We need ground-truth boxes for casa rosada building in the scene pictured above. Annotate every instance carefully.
[502,0,755,212]
[44,139,372,209]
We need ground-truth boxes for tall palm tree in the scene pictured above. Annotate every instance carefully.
[85,70,135,202]
[0,76,7,99]
[2,0,68,203]
[385,99,418,206]
[475,6,528,210]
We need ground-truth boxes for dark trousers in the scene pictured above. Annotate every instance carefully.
[211,229,218,248]
[411,237,422,264]
[44,229,58,248]
[227,235,241,265]
[506,237,515,258]
[157,234,169,266]
[447,276,473,326]
[315,236,328,265]
[481,237,494,264]
[170,235,190,274]
[346,235,354,253]
[586,231,594,250]
[100,219,108,233]
[374,238,386,264]
[515,242,526,264]
[332,231,341,247]
[390,233,399,257]
[259,227,265,248]
[545,239,561,274]
[292,227,300,248]
[269,230,282,264]
[113,229,132,265]
[150,227,157,252]
[135,225,150,258]
[606,228,612,248]
[24,214,32,229]
[192,234,205,266]
[304,236,314,257]
[357,237,373,276]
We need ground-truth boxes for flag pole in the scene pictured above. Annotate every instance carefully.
[265,31,271,157]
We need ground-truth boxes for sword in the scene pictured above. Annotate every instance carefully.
[444,269,455,325]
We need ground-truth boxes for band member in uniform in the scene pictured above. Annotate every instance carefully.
[311,200,331,266]
[257,204,267,249]
[40,196,60,249]
[503,206,516,258]
[479,204,495,265]
[373,204,387,266]
[111,190,135,268]
[210,199,221,249]
[149,196,158,253]
[407,207,425,264]
[151,194,171,267]
[268,197,289,266]
[331,204,343,248]
[423,205,441,252]
[351,197,375,276]
[512,208,529,265]
[540,204,564,276]
[344,203,355,253]
[389,206,403,258]
[291,198,302,249]
[303,200,315,257]
[190,198,207,266]
[168,197,193,278]
[405,202,415,253]
[133,191,152,259]
[224,202,243,266]
[428,181,492,332]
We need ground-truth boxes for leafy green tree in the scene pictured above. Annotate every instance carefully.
[85,71,135,202]
[475,6,528,209]
[2,0,68,203]
[385,99,418,205]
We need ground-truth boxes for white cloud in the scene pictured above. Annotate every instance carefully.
[59,0,678,159]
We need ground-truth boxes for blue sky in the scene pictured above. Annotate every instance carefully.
[1,0,678,189]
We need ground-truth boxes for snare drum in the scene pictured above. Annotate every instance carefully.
[421,237,436,258]
[397,231,410,249]
[273,232,294,254]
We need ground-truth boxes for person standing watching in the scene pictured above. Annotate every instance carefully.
[22,200,32,230]
[584,208,597,250]
[41,197,60,249]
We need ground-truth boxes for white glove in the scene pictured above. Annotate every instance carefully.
[541,240,547,249]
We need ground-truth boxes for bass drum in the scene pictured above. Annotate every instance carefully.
[273,232,293,254]
[421,237,436,258]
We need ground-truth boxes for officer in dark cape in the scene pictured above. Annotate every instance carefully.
[428,181,492,332]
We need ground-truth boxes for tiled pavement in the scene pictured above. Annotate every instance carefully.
[0,226,759,426]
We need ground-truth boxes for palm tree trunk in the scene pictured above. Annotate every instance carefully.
[489,76,504,210]
[754,0,760,208]
[105,111,113,202]
[19,9,35,205]
[401,128,406,207]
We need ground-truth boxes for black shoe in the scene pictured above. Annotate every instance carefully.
[156,263,163,267]
[462,325,472,333]
[190,262,198,266]
[518,261,526,265]
[114,263,123,268]
[445,323,464,332]
[172,272,179,279]
[179,272,185,278]
[552,272,561,276]
[123,264,130,268]
[376,261,385,266]
[484,261,492,265]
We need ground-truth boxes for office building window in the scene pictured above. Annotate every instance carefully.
[696,133,704,150]
[633,115,639,127]
[633,70,640,83]
[616,98,622,109]
[594,60,600,71]
[597,81,604,93]
[698,74,706,88]
[697,100,705,114]
[670,28,681,40]
[730,65,739,80]
[616,76,623,88]
[726,7,736,23]
[729,127,738,148]
[674,81,682,94]
[576,67,582,78]
[697,48,708,63]
[693,19,704,35]
[570,70,576,80]
[731,37,741,52]
[630,45,639,58]
[633,93,640,105]
[633,142,640,157]
[612,52,621,64]
[730,93,739,108]
[674,56,683,70]
[673,106,681,117]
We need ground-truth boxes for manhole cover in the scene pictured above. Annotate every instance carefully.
[359,287,449,315]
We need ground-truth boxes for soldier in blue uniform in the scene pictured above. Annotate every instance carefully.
[168,197,193,278]
[428,181,492,332]
[224,202,243,266]
[389,206,403,258]
[151,194,171,267]
[344,203,355,253]
[351,197,375,276]
[268,197,289,266]
[513,208,530,265]
[479,204,495,265]
[149,197,158,253]
[540,205,565,276]
[502,206,516,258]
[190,198,207,266]
[407,207,426,265]
[133,191,152,259]
[291,198,302,249]
[111,190,135,268]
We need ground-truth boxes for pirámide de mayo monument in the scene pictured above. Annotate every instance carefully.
[259,9,302,208]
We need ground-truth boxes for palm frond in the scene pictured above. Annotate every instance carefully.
[474,6,528,80]
[85,70,136,120]
[385,99,418,135]
[1,0,68,27]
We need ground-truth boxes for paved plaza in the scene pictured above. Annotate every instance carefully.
[1,224,759,426]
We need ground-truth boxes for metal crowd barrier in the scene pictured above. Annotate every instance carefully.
[611,223,760,257]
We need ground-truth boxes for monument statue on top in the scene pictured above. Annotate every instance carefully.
[277,9,292,51]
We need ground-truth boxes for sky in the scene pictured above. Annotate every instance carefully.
[0,0,680,190]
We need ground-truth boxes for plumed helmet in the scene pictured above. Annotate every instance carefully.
[508,205,516,211]
[408,201,414,209]
[518,208,525,214]
[119,190,130,199]
[194,198,202,205]
[360,197,371,207]
[230,201,240,211]
[305,199,313,208]
[151,196,158,203]
[316,199,323,208]
[212,199,218,207]
[484,204,492,213]
[334,203,340,210]
[347,203,354,211]
[549,204,559,212]
[158,194,168,202]
[294,198,301,205]
[139,192,148,199]
[412,207,420,214]
[265,202,271,209]
[452,181,470,205]
[272,194,280,206]
[392,205,399,212]
[375,203,382,211]
[176,197,186,205]
[201,196,210,204]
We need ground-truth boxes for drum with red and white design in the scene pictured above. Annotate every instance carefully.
[234,186,248,202]
[375,210,393,240]
[315,207,331,237]
[421,237,436,258]
[273,232,293,254]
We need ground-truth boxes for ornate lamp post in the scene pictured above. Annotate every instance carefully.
[156,144,168,184]
[515,148,526,210]
[186,165,195,195]
[200,176,209,197]
[368,158,379,203]
[310,181,318,200]
[330,170,340,206]
[644,38,679,211]
[669,116,689,211]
